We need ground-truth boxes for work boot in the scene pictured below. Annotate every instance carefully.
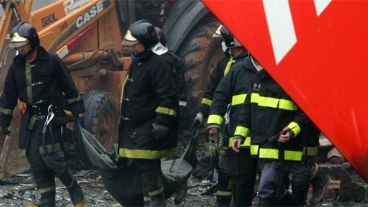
[58,170,85,206]
[259,198,275,207]
[31,169,56,207]
[309,163,331,206]
[150,192,166,207]
[142,172,166,207]
[215,193,232,207]
[278,192,299,206]
[173,183,188,204]
[29,188,56,207]
[215,171,232,207]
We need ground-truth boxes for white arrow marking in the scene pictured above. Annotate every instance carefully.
[263,0,297,64]
[314,0,332,16]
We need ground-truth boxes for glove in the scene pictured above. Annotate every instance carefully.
[232,136,244,153]
[152,123,169,139]
[208,133,220,157]
[1,126,11,136]
[193,112,204,127]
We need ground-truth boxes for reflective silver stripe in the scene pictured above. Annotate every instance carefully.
[216,190,232,196]
[179,100,187,107]
[39,186,55,194]
[0,107,12,115]
[148,186,164,197]
[25,63,33,104]
[67,94,81,104]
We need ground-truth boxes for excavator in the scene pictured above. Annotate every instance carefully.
[0,0,223,180]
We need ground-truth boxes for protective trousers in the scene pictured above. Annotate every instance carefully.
[229,149,257,207]
[135,159,166,207]
[258,159,312,206]
[27,131,84,207]
[216,151,233,207]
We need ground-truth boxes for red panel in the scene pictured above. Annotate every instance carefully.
[202,0,368,179]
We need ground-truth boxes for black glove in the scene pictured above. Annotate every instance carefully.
[152,123,169,139]
[1,126,11,136]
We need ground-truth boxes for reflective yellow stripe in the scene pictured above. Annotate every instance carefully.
[207,114,224,125]
[259,148,279,159]
[25,63,33,104]
[39,142,75,154]
[216,190,232,196]
[120,75,129,105]
[119,148,176,159]
[234,126,250,137]
[39,187,55,194]
[284,150,303,161]
[258,148,303,161]
[231,94,247,106]
[279,99,298,111]
[250,93,297,111]
[287,121,301,137]
[28,115,37,129]
[250,145,259,155]
[201,98,213,106]
[67,94,80,104]
[228,137,251,147]
[223,57,234,76]
[155,106,177,116]
[304,146,318,156]
[0,107,12,115]
[16,149,27,157]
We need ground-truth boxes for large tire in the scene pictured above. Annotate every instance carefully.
[82,91,119,152]
[176,14,223,132]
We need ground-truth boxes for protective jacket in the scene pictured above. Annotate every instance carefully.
[119,50,178,159]
[207,53,255,147]
[198,56,232,117]
[234,70,309,161]
[0,47,84,155]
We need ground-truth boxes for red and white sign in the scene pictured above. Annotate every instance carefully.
[202,0,368,179]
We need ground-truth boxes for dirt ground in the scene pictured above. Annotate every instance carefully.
[0,170,216,207]
[0,168,363,207]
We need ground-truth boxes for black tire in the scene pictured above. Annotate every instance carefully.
[82,91,119,152]
[176,14,223,133]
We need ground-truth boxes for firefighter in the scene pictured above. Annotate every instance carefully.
[119,20,178,207]
[232,56,313,206]
[191,25,232,180]
[193,26,232,127]
[0,22,85,207]
[207,30,257,206]
[190,25,234,205]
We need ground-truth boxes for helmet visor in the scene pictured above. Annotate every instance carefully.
[9,32,29,48]
[122,30,139,47]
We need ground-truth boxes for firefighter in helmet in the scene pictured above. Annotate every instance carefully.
[120,20,178,206]
[206,26,258,206]
[0,22,85,207]
[233,56,315,206]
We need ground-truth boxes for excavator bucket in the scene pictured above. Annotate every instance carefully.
[202,0,368,179]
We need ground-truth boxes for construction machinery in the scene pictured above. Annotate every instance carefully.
[0,0,224,177]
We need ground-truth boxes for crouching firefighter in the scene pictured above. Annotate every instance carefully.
[207,26,258,207]
[232,56,313,206]
[0,22,85,207]
[119,20,178,207]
